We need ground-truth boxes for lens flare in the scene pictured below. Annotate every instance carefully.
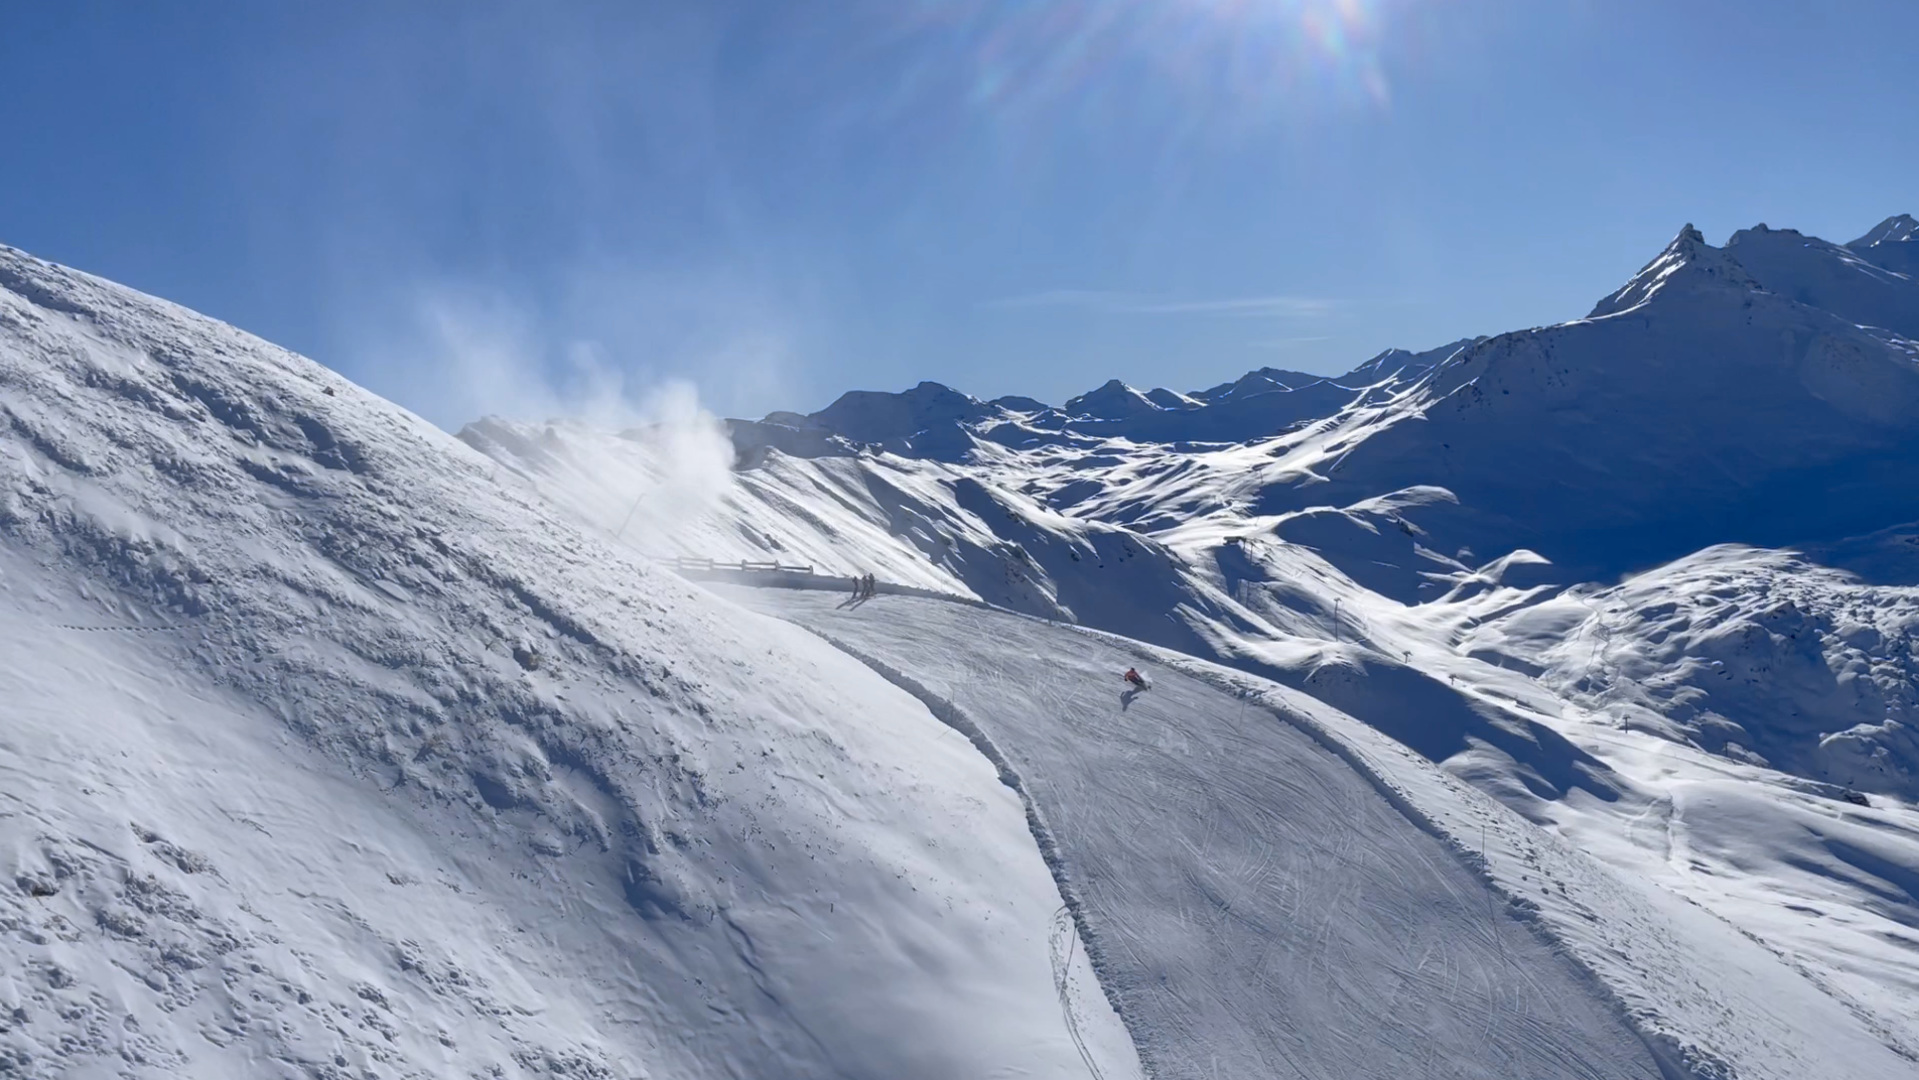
[885,0,1401,129]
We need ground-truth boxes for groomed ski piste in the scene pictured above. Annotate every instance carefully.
[719,585,1667,1079]
[717,581,1919,1080]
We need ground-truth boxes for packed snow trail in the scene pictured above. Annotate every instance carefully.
[722,587,1667,1080]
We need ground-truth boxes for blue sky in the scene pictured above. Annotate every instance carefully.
[4,1,1916,426]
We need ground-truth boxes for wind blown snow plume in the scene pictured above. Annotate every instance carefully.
[458,380,738,558]
[612,379,738,548]
[0,243,1131,1079]
[357,282,745,554]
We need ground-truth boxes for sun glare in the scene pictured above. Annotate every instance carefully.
[1176,0,1393,106]
[901,0,1400,129]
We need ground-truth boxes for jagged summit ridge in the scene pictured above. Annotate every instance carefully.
[1852,213,1918,249]
[1848,213,1919,277]
[1728,218,1919,338]
[1587,223,1763,319]
[1247,213,1919,588]
[743,358,1433,457]
[1063,378,1161,420]
[1342,338,1478,386]
[1194,366,1328,401]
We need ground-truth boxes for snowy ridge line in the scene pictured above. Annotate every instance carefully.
[670,565,988,607]
[798,626,1144,1080]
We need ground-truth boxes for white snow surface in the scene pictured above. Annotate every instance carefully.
[722,587,1667,1080]
[0,245,1141,1079]
[721,584,1919,1080]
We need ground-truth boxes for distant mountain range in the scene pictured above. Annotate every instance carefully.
[732,213,1919,469]
[731,339,1477,459]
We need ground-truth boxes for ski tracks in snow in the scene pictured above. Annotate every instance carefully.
[1050,904,1111,1080]
[793,625,1141,1080]
[730,587,1665,1080]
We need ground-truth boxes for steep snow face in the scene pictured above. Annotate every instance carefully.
[1851,214,1919,276]
[1242,225,1919,581]
[1727,223,1919,338]
[0,245,1137,1079]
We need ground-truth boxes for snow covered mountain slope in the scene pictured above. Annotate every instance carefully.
[455,214,1919,1075]
[0,244,1142,1079]
[711,584,1919,1080]
[15,205,1919,1079]
[1851,213,1919,277]
[461,218,1919,807]
[727,589,1671,1080]
[1726,222,1919,339]
[1471,544,1919,798]
[1239,224,1919,583]
[458,417,1246,657]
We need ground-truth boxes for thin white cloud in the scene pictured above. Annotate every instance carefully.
[986,289,1335,318]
